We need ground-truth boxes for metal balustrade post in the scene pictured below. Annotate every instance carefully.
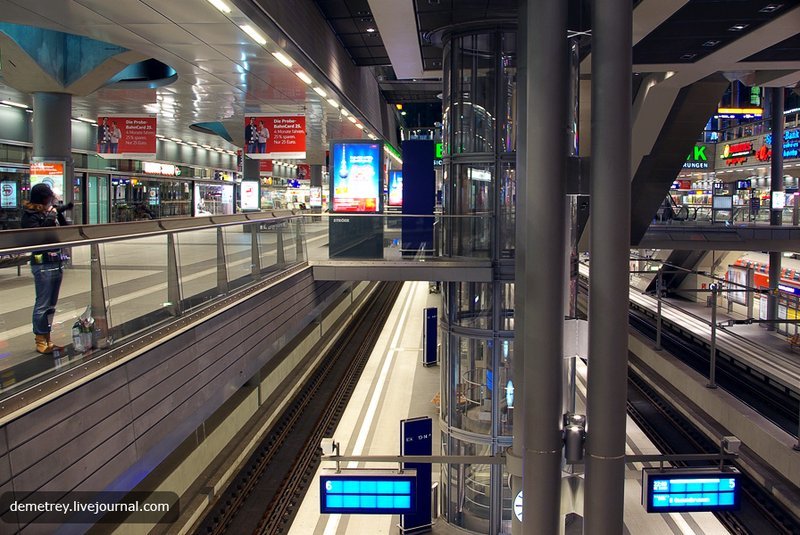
[655,270,663,351]
[276,226,286,267]
[251,223,261,279]
[166,233,183,316]
[216,227,229,294]
[89,243,110,347]
[295,218,304,260]
[707,284,719,389]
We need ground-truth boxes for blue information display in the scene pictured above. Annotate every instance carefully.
[331,141,383,213]
[401,417,432,532]
[642,469,741,513]
[320,470,417,515]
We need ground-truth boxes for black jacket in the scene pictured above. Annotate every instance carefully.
[21,203,68,263]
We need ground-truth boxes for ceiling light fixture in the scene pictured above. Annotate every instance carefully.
[1,100,28,109]
[680,53,697,60]
[206,0,232,13]
[348,115,357,123]
[295,71,313,84]
[327,98,339,108]
[272,51,293,67]
[170,137,182,142]
[759,3,783,13]
[240,24,267,45]
[77,117,97,124]
[341,109,350,117]
[702,40,721,47]
[728,24,749,31]
[313,87,327,97]
[366,27,376,33]
[354,123,364,130]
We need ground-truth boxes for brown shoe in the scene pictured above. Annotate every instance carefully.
[35,334,52,354]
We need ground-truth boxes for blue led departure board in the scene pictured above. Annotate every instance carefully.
[642,469,741,513]
[320,470,417,515]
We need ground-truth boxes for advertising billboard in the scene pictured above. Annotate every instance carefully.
[330,141,382,213]
[240,180,260,211]
[310,186,322,208]
[96,115,157,159]
[29,161,65,199]
[388,170,403,207]
[244,115,306,159]
[1,181,18,208]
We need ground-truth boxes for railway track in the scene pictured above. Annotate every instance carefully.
[627,370,800,534]
[196,281,403,535]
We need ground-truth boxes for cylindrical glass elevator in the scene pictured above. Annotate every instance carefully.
[439,24,517,535]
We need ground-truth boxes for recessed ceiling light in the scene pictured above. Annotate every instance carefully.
[295,71,313,84]
[240,24,267,45]
[272,51,292,67]
[728,24,749,32]
[366,27,376,33]
[327,98,340,108]
[76,117,97,124]
[206,0,231,13]
[313,87,327,97]
[341,109,350,117]
[702,40,721,47]
[170,137,182,142]
[348,115,357,123]
[759,3,783,13]
[680,53,697,60]
[354,123,364,129]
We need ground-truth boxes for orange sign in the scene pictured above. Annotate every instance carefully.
[30,161,66,198]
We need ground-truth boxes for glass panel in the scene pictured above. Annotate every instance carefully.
[448,163,492,257]
[443,438,492,533]
[500,32,517,154]
[498,163,515,257]
[176,228,220,309]
[453,335,492,434]
[500,283,514,331]
[256,221,281,272]
[70,174,84,225]
[222,225,253,289]
[0,244,93,397]
[282,220,299,264]
[100,235,170,339]
[497,339,514,437]
[452,281,493,328]
[453,34,496,154]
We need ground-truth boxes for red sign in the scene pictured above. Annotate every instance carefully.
[259,160,274,173]
[755,145,771,162]
[96,115,157,159]
[678,180,692,190]
[721,142,753,159]
[297,164,310,180]
[244,115,306,159]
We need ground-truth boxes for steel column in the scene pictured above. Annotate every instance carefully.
[768,88,784,330]
[707,284,719,388]
[216,227,229,294]
[585,0,632,531]
[89,243,110,347]
[166,233,183,316]
[32,92,74,205]
[520,0,569,532]
[509,1,528,531]
[251,224,262,278]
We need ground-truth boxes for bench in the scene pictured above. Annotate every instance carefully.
[0,254,28,276]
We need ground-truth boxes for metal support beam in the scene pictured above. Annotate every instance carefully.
[166,233,183,316]
[89,243,110,347]
[768,88,784,331]
[216,227,229,294]
[585,0,632,531]
[520,0,569,531]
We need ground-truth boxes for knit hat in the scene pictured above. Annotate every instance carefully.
[30,183,55,205]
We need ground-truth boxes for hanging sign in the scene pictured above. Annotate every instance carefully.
[96,115,157,159]
[244,115,306,159]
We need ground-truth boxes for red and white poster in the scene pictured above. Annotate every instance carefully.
[244,115,306,159]
[96,115,157,159]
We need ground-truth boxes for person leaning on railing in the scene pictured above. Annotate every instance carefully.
[21,183,73,354]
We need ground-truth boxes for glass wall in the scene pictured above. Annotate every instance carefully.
[440,25,517,535]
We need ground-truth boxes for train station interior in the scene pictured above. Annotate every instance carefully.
[0,0,799,534]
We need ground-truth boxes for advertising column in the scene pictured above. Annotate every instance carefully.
[328,140,384,258]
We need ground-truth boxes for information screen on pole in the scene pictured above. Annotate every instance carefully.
[388,170,403,207]
[30,161,66,199]
[310,186,322,208]
[320,470,416,515]
[1,181,18,208]
[330,141,382,213]
[240,180,260,211]
[642,469,740,513]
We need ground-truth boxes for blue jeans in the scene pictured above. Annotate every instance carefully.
[31,263,63,335]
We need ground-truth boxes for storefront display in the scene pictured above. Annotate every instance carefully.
[111,177,191,221]
[194,183,234,216]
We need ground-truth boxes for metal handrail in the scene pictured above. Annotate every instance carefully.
[0,210,302,255]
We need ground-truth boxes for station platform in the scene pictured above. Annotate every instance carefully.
[288,282,731,534]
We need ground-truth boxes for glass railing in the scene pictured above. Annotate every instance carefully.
[302,213,494,261]
[0,212,306,404]
[699,111,800,143]
[651,204,800,226]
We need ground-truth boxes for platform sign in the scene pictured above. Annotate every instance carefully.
[320,470,416,515]
[422,307,437,366]
[401,417,432,532]
[642,469,741,513]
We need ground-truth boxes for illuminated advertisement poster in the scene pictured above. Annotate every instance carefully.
[244,115,306,159]
[727,265,749,306]
[96,115,157,159]
[29,161,65,199]
[388,170,403,207]
[1,181,18,208]
[310,186,322,208]
[330,141,382,213]
[240,180,260,211]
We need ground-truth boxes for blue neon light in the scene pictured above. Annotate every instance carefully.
[320,474,416,515]
[643,470,740,513]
